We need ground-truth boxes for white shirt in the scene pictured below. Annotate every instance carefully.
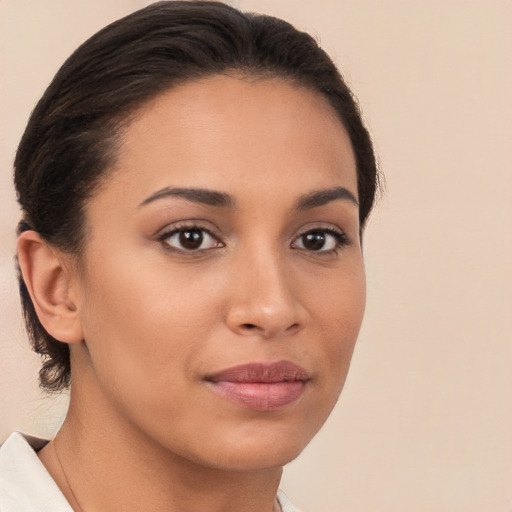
[0,432,299,512]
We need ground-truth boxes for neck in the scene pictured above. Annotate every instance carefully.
[39,367,283,512]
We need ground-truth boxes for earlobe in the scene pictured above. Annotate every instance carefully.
[17,231,83,344]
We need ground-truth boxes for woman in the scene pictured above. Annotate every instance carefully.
[0,2,378,511]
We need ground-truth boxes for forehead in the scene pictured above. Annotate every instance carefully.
[100,75,357,209]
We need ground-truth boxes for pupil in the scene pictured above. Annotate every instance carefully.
[303,231,325,251]
[179,230,203,249]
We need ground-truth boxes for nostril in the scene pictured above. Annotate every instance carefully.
[242,323,257,330]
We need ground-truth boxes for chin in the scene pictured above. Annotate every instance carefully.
[206,443,306,473]
[192,421,320,472]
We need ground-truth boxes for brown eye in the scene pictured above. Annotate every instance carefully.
[293,228,347,253]
[179,229,204,249]
[302,231,327,251]
[162,227,221,251]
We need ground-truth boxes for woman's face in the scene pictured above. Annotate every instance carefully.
[72,75,365,471]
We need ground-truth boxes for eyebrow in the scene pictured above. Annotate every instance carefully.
[139,187,235,208]
[139,185,358,210]
[296,187,358,210]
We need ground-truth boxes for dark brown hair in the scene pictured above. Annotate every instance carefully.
[14,1,379,392]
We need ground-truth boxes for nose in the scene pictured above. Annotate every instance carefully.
[225,248,308,339]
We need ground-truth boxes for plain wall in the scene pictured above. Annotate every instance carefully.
[1,1,511,511]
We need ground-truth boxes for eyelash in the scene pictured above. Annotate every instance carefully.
[292,227,351,255]
[157,224,351,255]
[157,223,222,254]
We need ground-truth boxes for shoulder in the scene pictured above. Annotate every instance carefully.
[0,432,72,512]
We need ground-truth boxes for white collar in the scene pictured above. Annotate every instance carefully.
[0,432,73,512]
[276,488,300,512]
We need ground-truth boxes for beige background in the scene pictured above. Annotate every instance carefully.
[1,1,511,511]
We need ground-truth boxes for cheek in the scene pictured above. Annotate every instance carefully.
[77,245,230,395]
[309,262,366,389]
[79,252,184,378]
[77,260,210,436]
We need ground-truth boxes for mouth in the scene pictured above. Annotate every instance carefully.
[205,361,310,411]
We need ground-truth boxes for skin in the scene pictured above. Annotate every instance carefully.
[21,75,366,512]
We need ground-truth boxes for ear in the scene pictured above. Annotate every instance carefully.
[17,230,83,344]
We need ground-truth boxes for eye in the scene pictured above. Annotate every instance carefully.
[160,226,222,252]
[292,228,349,253]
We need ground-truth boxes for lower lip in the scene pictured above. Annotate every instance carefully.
[208,381,307,411]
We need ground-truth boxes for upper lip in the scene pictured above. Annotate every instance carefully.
[206,361,310,383]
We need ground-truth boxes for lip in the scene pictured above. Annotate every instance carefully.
[205,361,310,411]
